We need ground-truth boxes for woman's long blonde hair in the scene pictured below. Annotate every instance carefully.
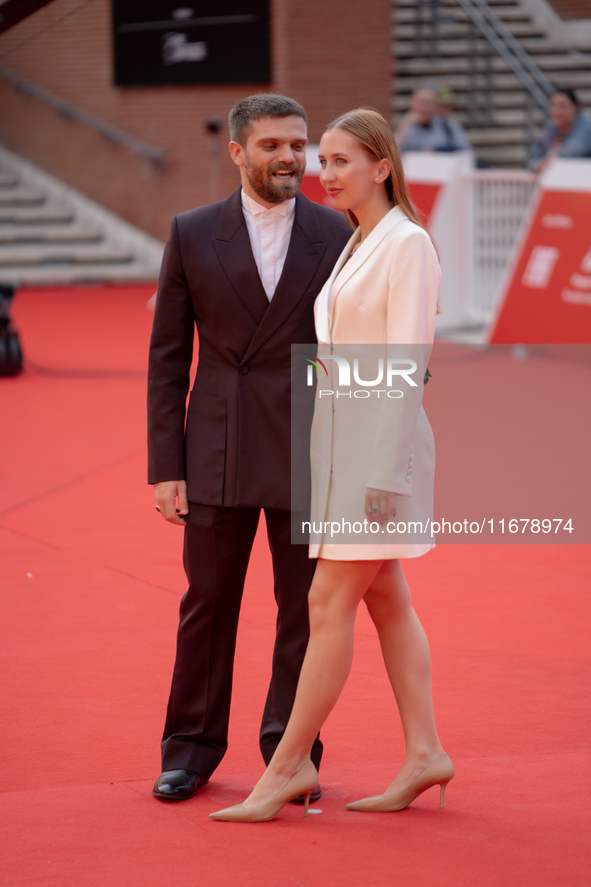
[323,107,434,247]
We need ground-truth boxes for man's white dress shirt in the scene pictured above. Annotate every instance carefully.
[241,189,296,301]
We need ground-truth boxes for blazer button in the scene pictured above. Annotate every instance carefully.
[239,365,249,375]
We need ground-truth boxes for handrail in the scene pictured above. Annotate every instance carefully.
[453,0,552,110]
[470,0,554,97]
[0,66,168,169]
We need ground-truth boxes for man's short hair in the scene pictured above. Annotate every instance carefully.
[229,94,307,145]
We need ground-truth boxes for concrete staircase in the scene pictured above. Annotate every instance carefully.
[0,145,164,285]
[393,0,591,167]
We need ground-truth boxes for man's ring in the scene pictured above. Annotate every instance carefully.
[369,507,379,513]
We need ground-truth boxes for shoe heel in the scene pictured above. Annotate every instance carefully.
[303,791,312,818]
[439,781,449,810]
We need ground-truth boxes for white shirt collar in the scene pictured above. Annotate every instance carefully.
[241,188,296,218]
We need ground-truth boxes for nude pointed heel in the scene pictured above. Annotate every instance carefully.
[346,752,454,813]
[209,760,319,822]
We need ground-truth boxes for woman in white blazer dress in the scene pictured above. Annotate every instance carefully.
[308,202,438,561]
[210,110,453,823]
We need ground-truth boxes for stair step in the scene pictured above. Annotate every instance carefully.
[394,71,591,95]
[0,187,47,206]
[0,224,104,245]
[396,52,591,75]
[535,53,591,71]
[0,244,135,266]
[465,126,532,145]
[0,171,20,187]
[395,37,584,57]
[394,87,537,106]
[400,96,546,126]
[395,6,531,23]
[395,0,521,7]
[395,22,546,40]
[393,90,591,111]
[459,109,546,127]
[394,108,547,131]
[0,205,75,224]
[476,143,528,163]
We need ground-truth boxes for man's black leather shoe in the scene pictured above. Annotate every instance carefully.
[291,784,322,805]
[152,769,209,801]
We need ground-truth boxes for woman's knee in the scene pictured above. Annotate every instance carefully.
[364,567,412,626]
[308,585,349,630]
[307,578,360,631]
[307,558,380,631]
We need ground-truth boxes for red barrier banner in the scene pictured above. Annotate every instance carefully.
[300,174,335,209]
[407,182,441,226]
[489,160,591,344]
[301,176,442,227]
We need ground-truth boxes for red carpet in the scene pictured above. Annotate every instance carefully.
[1,287,589,886]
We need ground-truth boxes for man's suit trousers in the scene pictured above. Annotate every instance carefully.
[160,503,321,778]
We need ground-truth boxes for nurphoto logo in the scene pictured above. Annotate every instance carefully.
[304,354,419,398]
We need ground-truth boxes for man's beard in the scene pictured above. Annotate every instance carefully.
[243,154,304,204]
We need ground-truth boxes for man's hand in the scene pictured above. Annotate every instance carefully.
[404,109,422,127]
[365,488,397,525]
[394,110,421,143]
[154,480,189,526]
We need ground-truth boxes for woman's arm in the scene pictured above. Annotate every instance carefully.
[385,226,440,346]
[366,226,440,499]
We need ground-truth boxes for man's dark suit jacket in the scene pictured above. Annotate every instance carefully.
[148,187,351,510]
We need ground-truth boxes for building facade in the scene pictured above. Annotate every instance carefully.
[0,0,393,240]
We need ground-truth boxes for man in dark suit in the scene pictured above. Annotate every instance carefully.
[148,94,351,801]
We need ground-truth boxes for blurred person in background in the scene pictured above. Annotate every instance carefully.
[529,88,591,172]
[436,84,455,118]
[396,85,472,153]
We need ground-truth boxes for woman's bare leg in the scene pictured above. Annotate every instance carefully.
[242,558,382,807]
[363,559,443,791]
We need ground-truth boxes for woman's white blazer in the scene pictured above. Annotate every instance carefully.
[309,205,441,560]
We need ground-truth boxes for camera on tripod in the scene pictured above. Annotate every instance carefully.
[0,282,23,376]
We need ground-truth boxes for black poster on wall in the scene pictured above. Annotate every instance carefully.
[112,1,270,86]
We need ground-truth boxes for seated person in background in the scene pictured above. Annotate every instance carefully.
[529,88,591,172]
[396,85,473,153]
[436,85,455,119]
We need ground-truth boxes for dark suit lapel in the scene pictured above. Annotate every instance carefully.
[213,187,269,324]
[241,193,327,363]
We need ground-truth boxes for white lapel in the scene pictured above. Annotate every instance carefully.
[331,205,408,297]
[314,227,359,344]
[315,206,409,344]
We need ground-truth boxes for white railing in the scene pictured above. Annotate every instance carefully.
[462,170,536,323]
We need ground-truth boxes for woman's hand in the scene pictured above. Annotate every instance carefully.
[364,488,397,524]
